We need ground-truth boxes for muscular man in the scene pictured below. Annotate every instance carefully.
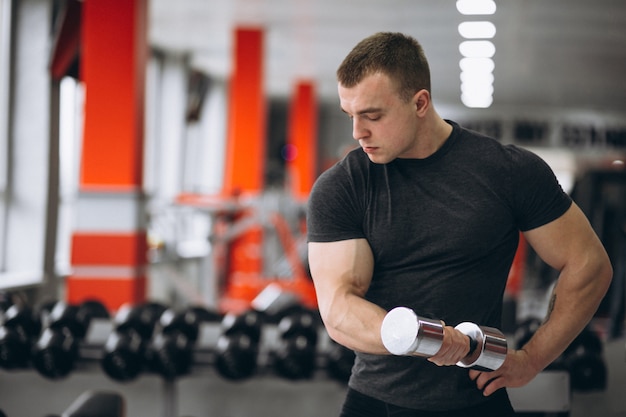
[307,32,612,417]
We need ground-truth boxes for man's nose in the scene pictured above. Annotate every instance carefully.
[352,119,368,140]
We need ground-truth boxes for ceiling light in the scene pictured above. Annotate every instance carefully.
[460,70,494,85]
[461,81,494,97]
[459,57,495,73]
[459,41,496,58]
[456,0,496,15]
[461,93,493,108]
[458,21,496,39]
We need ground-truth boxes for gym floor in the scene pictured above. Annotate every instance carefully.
[0,337,624,417]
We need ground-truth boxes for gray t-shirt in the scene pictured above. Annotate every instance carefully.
[307,120,572,411]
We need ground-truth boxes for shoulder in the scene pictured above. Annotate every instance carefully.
[312,148,370,191]
[451,121,545,168]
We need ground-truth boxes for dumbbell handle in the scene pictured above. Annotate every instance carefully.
[380,307,507,371]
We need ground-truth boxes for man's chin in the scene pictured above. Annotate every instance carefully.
[366,154,390,164]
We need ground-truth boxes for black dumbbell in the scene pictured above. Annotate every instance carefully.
[325,339,355,384]
[272,306,319,380]
[380,307,508,371]
[31,300,108,379]
[146,305,222,380]
[562,327,607,392]
[101,301,167,382]
[0,291,12,313]
[514,317,543,350]
[0,303,42,369]
[214,309,263,381]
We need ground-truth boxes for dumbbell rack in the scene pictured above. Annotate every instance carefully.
[2,314,351,417]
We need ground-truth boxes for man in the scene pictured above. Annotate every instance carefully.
[307,32,612,416]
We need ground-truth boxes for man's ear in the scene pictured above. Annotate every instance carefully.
[413,89,430,116]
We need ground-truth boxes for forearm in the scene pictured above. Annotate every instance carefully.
[320,290,389,354]
[520,260,612,372]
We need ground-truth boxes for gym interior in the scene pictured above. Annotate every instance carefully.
[0,0,625,416]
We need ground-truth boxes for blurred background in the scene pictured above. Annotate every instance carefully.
[0,0,624,416]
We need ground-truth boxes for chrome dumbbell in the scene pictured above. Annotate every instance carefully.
[380,307,507,371]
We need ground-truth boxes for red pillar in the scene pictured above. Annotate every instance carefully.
[220,28,267,312]
[222,27,266,197]
[67,0,148,311]
[287,81,318,201]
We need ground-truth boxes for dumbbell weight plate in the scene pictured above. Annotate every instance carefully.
[274,334,317,380]
[31,327,78,379]
[567,352,608,392]
[0,325,30,369]
[326,340,355,384]
[146,330,193,379]
[454,322,507,371]
[214,332,258,381]
[380,307,444,356]
[101,328,145,382]
[3,304,42,339]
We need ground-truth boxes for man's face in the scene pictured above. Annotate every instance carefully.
[338,72,421,164]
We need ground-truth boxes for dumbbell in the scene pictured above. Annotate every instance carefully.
[31,300,109,379]
[145,305,222,380]
[514,317,543,350]
[380,307,507,371]
[214,309,263,381]
[272,306,320,380]
[562,326,607,392]
[0,303,42,369]
[101,301,166,382]
[325,339,355,384]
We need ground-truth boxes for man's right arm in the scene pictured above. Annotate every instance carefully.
[308,238,389,354]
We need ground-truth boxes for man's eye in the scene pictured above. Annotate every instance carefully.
[365,115,381,121]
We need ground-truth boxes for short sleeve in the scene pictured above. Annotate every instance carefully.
[306,161,367,243]
[509,146,572,231]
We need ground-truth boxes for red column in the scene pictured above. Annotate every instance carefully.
[287,81,318,201]
[222,27,266,197]
[67,0,148,311]
[219,28,267,313]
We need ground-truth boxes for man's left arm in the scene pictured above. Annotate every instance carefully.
[471,202,613,395]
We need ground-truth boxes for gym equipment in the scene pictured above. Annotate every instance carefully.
[272,307,319,380]
[0,304,41,369]
[562,326,607,392]
[146,306,222,379]
[214,309,263,380]
[30,299,109,379]
[380,307,508,371]
[514,317,543,350]
[507,370,571,415]
[324,339,355,384]
[101,302,167,382]
[61,390,125,417]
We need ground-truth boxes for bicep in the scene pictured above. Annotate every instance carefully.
[523,202,610,276]
[308,239,374,315]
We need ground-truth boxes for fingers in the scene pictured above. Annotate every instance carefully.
[427,326,470,366]
[470,370,505,396]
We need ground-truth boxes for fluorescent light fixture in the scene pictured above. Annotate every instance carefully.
[458,21,496,39]
[459,57,495,73]
[460,70,494,85]
[456,0,496,15]
[461,81,494,97]
[461,93,493,108]
[459,41,496,58]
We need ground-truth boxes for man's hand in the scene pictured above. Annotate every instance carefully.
[426,326,473,366]
[469,349,541,396]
